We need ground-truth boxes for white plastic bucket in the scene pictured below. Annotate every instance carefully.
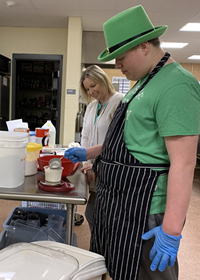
[0,131,29,188]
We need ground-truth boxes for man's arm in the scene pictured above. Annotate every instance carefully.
[64,144,103,163]
[162,135,198,236]
[142,135,198,271]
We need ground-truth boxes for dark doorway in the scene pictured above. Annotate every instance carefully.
[12,54,63,144]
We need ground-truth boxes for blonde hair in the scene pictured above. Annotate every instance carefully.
[80,65,116,105]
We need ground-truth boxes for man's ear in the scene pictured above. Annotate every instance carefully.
[140,41,149,55]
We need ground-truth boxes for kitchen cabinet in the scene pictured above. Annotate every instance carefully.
[12,54,63,144]
[15,60,58,131]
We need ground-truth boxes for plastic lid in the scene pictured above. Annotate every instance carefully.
[0,131,29,148]
[0,243,79,280]
[0,131,28,141]
[42,120,52,127]
[27,142,42,151]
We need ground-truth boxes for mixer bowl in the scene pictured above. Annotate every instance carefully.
[37,155,75,178]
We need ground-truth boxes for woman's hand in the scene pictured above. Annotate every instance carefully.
[81,163,92,173]
[81,163,96,182]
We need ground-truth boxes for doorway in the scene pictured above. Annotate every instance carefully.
[12,54,63,144]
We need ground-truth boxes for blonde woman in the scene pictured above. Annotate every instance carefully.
[80,65,123,234]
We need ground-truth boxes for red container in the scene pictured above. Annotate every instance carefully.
[35,128,49,146]
[37,155,75,178]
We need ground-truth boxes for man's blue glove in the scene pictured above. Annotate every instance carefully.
[142,225,182,272]
[64,147,87,163]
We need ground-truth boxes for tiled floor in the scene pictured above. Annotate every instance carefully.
[178,168,200,280]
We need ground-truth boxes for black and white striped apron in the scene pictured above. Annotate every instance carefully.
[91,53,171,280]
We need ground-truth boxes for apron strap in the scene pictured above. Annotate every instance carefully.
[128,52,171,103]
[92,154,102,172]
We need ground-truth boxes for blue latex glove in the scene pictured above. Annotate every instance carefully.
[142,225,182,272]
[64,147,87,163]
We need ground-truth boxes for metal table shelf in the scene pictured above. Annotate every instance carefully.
[0,168,87,245]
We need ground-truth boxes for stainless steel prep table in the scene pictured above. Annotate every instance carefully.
[0,168,87,245]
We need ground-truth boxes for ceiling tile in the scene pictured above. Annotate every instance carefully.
[0,0,200,63]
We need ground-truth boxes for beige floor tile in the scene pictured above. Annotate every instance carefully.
[178,168,200,280]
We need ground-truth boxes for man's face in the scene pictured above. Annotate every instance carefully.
[115,45,147,81]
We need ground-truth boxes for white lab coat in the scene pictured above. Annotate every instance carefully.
[81,91,124,192]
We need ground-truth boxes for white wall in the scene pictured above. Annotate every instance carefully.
[63,17,82,146]
[0,27,117,146]
[82,31,106,64]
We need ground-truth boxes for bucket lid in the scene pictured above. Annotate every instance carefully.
[0,243,79,280]
[0,131,28,141]
[27,142,42,152]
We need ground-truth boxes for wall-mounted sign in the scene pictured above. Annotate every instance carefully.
[67,89,76,94]
[112,77,130,94]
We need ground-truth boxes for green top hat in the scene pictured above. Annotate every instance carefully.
[98,5,167,62]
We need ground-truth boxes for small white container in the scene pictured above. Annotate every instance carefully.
[29,131,36,143]
[0,131,29,188]
[44,166,63,183]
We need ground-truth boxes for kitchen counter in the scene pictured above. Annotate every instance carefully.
[0,168,88,245]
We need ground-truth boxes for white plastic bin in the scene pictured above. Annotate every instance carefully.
[0,241,107,280]
[0,131,29,188]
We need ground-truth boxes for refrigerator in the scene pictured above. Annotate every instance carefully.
[0,54,11,130]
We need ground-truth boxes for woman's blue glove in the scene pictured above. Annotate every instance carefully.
[64,147,87,163]
[142,225,182,272]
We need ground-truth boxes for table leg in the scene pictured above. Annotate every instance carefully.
[66,204,74,245]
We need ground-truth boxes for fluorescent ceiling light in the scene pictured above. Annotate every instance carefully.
[180,23,200,31]
[6,1,16,7]
[161,42,188,48]
[188,55,200,60]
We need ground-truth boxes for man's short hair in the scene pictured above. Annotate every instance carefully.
[147,38,160,47]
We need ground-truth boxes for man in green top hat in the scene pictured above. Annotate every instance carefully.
[65,5,200,280]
